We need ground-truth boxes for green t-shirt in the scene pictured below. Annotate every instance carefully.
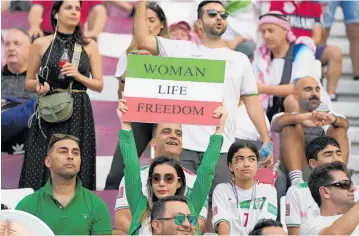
[16,178,112,235]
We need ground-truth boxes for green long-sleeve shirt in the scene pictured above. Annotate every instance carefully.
[119,129,223,235]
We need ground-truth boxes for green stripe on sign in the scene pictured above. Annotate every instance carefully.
[127,54,226,83]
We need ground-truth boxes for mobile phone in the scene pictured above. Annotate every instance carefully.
[37,73,47,85]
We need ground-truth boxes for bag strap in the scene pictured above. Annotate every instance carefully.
[67,42,82,91]
[279,43,295,85]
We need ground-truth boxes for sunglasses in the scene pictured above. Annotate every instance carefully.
[324,180,353,190]
[207,9,228,20]
[48,133,80,151]
[156,213,198,226]
[151,173,180,184]
[259,12,288,21]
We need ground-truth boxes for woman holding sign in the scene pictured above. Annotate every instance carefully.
[116,97,226,234]
[105,2,170,190]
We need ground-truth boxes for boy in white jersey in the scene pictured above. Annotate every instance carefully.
[114,123,208,234]
[300,161,359,235]
[285,136,346,235]
[212,140,277,235]
[132,0,274,203]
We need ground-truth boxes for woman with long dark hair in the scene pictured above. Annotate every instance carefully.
[105,1,169,190]
[212,140,278,235]
[116,98,226,235]
[21,0,103,190]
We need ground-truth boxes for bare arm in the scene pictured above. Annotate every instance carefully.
[28,4,44,38]
[243,95,271,143]
[1,0,9,12]
[312,23,322,45]
[318,201,359,235]
[115,209,132,234]
[288,227,300,235]
[133,0,158,54]
[25,39,43,91]
[107,0,134,15]
[87,4,107,38]
[198,219,206,234]
[271,112,316,133]
[257,83,294,97]
[218,222,230,235]
[76,41,104,92]
[225,36,245,50]
[331,115,349,130]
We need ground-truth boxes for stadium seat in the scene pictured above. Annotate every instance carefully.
[1,188,34,209]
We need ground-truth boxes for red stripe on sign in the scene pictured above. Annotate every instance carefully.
[122,97,221,126]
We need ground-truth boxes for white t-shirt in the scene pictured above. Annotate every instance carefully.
[212,182,278,235]
[286,182,359,228]
[255,43,331,110]
[157,37,258,153]
[115,52,127,78]
[115,165,208,233]
[300,214,359,235]
[236,104,270,141]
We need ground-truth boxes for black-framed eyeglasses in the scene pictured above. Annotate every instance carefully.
[206,9,228,20]
[323,180,353,190]
[156,213,198,226]
[150,173,180,184]
[259,12,288,21]
[48,133,80,151]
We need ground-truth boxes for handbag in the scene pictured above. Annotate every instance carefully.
[37,42,82,123]
[266,43,295,122]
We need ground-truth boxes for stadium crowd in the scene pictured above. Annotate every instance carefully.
[1,0,359,235]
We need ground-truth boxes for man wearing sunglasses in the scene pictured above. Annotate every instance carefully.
[151,195,197,235]
[16,134,112,235]
[133,0,273,206]
[115,122,208,234]
[300,161,359,235]
[285,136,355,235]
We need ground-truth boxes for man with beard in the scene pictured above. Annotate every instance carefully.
[300,161,359,235]
[271,76,349,185]
[133,0,273,206]
[15,134,112,235]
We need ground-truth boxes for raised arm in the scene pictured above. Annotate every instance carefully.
[28,3,44,39]
[133,0,158,55]
[186,106,226,215]
[318,201,359,235]
[116,99,147,216]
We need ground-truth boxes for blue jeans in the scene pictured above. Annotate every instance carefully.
[1,99,35,142]
[323,1,359,28]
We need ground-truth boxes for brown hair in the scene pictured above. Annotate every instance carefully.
[127,2,169,54]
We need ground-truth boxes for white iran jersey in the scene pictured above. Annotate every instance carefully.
[212,182,278,235]
[158,37,258,153]
[115,165,208,219]
[286,182,359,228]
[285,182,320,227]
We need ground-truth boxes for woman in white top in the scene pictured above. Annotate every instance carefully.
[105,2,170,190]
